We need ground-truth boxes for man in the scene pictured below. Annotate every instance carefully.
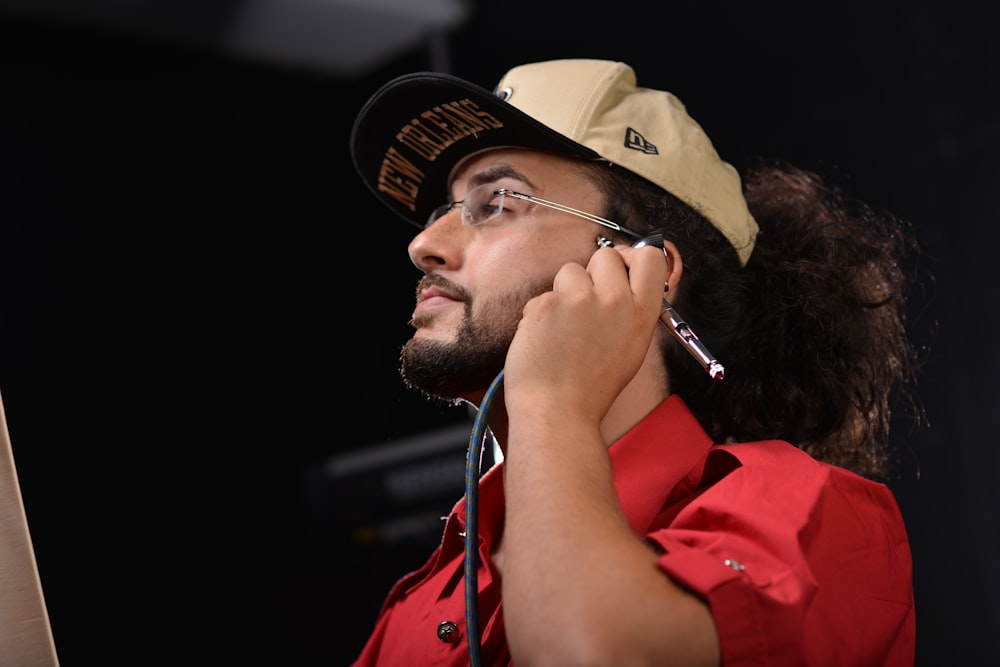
[349,59,920,666]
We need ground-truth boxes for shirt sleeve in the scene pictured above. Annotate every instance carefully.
[645,445,915,667]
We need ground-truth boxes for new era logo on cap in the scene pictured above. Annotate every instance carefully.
[624,127,658,155]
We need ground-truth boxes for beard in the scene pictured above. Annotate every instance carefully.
[399,274,550,404]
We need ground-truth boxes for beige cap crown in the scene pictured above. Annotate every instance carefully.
[494,59,758,264]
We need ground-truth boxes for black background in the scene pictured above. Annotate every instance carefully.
[1,2,998,665]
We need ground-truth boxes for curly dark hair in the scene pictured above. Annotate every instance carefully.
[583,158,927,480]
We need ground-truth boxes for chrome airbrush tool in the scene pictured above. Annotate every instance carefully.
[598,234,725,381]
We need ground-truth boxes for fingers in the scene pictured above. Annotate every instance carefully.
[553,245,666,292]
[585,245,668,312]
[543,246,666,339]
[613,244,668,301]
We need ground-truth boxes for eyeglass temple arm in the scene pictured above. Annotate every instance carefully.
[500,190,641,237]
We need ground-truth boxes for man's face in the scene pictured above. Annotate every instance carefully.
[400,148,608,405]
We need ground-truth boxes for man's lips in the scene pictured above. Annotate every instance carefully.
[414,286,460,314]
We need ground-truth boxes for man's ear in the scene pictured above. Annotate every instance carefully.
[660,239,683,294]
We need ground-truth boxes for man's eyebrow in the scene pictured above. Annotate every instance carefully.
[464,165,536,192]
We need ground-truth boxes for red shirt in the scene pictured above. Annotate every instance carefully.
[351,395,915,666]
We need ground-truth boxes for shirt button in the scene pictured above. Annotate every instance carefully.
[437,621,461,644]
[724,558,745,572]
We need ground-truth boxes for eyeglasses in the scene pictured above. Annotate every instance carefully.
[426,182,642,239]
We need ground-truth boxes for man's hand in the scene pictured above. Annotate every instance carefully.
[503,244,667,423]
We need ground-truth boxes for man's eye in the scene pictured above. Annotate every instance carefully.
[468,199,501,224]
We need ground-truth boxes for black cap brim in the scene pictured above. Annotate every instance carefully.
[349,71,598,229]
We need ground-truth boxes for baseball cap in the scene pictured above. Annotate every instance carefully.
[350,58,758,265]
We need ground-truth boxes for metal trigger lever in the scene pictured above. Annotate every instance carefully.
[597,234,725,381]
